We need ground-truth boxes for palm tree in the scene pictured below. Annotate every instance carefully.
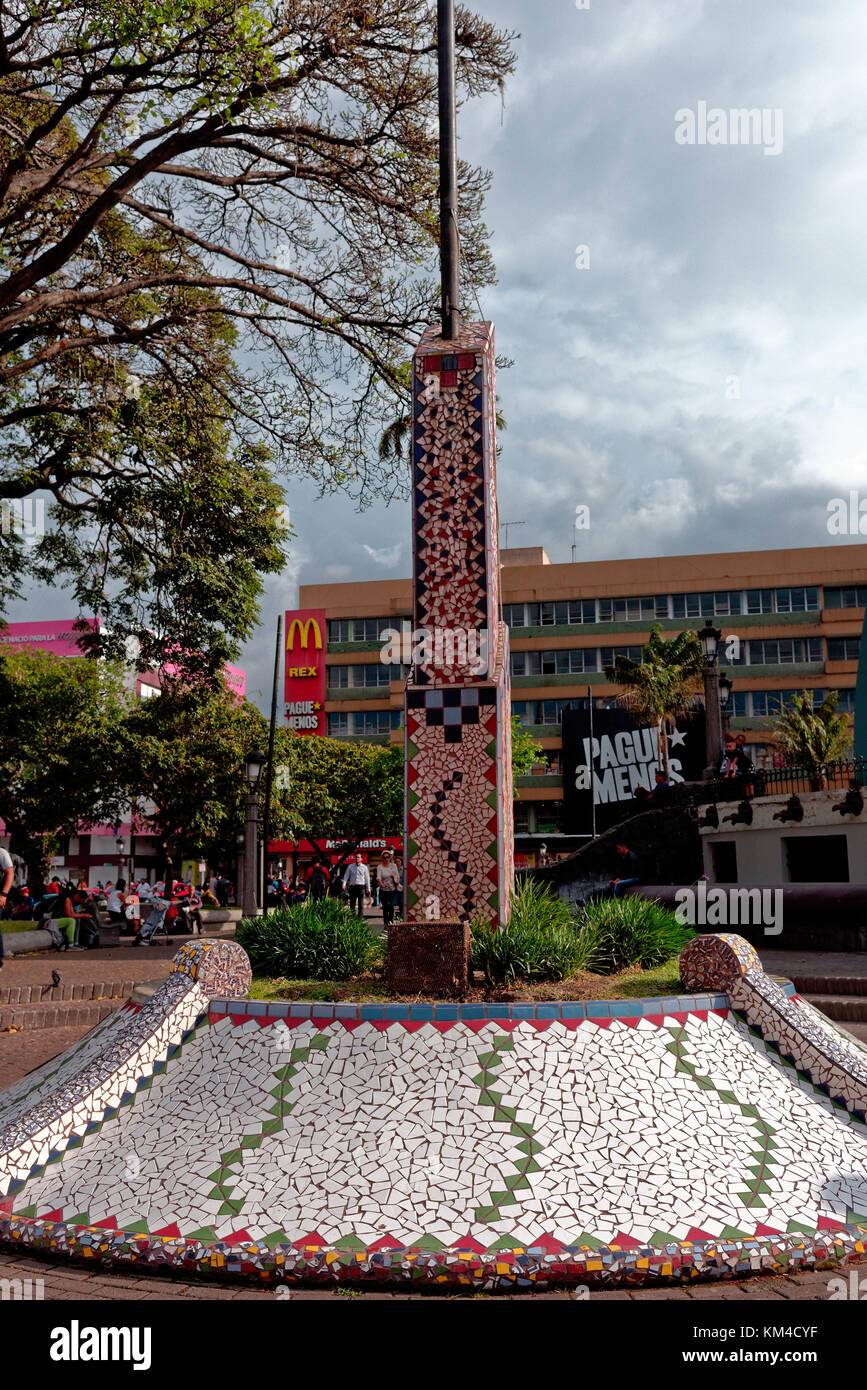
[772,691,852,782]
[604,625,705,777]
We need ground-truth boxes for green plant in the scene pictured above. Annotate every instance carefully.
[236,900,378,981]
[471,879,593,985]
[576,896,694,975]
[605,625,705,775]
[771,690,852,766]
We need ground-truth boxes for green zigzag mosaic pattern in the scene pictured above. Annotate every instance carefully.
[666,1023,780,1231]
[471,1034,542,1226]
[188,1033,332,1245]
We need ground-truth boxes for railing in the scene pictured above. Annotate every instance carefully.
[707,757,867,803]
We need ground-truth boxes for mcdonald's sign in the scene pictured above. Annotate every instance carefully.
[284,608,327,735]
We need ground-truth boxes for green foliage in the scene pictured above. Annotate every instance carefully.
[236,899,378,980]
[575,896,695,975]
[471,878,594,985]
[510,715,544,778]
[471,880,693,985]
[0,1,517,665]
[0,646,132,879]
[274,732,403,846]
[771,690,852,765]
[605,624,705,773]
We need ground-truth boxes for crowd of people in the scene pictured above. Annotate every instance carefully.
[264,851,404,926]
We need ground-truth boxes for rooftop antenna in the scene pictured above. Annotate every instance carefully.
[438,0,461,340]
[500,520,527,550]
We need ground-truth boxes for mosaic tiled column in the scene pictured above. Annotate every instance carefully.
[404,321,514,927]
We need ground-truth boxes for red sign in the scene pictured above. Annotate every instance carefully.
[284,608,326,734]
[268,835,403,864]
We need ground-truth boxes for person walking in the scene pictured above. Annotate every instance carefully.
[308,862,329,903]
[342,853,370,918]
[375,850,402,929]
[0,844,13,968]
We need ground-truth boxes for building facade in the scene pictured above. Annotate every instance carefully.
[301,542,866,863]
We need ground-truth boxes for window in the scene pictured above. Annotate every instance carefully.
[828,637,861,662]
[600,646,643,668]
[328,712,349,734]
[513,803,531,834]
[512,701,533,725]
[731,692,748,718]
[775,586,820,614]
[746,589,774,615]
[502,603,526,627]
[834,688,856,713]
[747,638,823,666]
[327,620,351,643]
[784,835,849,883]
[824,586,867,610]
[711,842,738,885]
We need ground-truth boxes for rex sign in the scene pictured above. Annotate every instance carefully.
[284,608,326,734]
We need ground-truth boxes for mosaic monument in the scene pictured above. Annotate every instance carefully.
[3,936,867,1288]
[404,321,514,926]
[402,0,513,926]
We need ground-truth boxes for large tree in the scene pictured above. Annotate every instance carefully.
[0,645,132,882]
[0,0,516,662]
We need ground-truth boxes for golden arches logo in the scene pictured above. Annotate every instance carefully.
[286,617,323,651]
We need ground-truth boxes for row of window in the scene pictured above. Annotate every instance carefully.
[327,618,397,643]
[508,635,856,678]
[327,663,407,689]
[502,587,824,628]
[730,688,856,717]
[825,586,867,609]
[328,585,862,645]
[327,711,402,735]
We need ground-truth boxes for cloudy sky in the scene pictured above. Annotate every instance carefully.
[10,0,867,709]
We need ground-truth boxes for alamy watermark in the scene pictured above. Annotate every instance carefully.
[675,102,783,157]
[1,1275,44,1300]
[1,498,45,546]
[827,491,867,536]
[675,883,783,936]
[381,626,490,677]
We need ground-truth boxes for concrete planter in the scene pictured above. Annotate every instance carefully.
[387,920,470,996]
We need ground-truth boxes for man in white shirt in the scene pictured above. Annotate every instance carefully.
[342,853,370,918]
[0,845,14,968]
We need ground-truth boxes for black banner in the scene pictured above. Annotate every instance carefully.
[562,706,706,836]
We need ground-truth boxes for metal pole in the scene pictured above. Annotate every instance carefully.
[243,793,260,917]
[437,0,460,340]
[703,665,723,779]
[588,686,597,840]
[261,614,282,907]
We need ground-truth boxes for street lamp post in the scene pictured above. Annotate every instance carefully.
[699,623,724,779]
[719,673,733,743]
[242,749,267,918]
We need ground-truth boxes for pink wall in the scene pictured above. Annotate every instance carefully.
[0,618,97,658]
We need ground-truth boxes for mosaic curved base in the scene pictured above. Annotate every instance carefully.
[2,938,867,1289]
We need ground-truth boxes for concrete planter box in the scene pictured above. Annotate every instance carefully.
[387,920,470,996]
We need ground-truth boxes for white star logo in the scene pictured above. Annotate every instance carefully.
[669,728,687,748]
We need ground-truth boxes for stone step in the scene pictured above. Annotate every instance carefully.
[789,974,867,997]
[804,994,867,1023]
[0,998,119,1031]
[0,979,137,1006]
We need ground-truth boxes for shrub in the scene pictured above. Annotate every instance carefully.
[471,878,594,985]
[236,900,378,981]
[576,895,694,975]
